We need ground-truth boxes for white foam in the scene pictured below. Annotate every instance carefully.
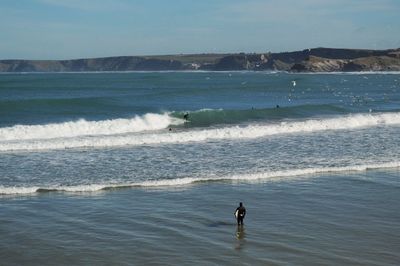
[1,112,400,152]
[135,161,400,187]
[0,186,39,195]
[0,113,183,141]
[300,71,400,75]
[1,161,399,195]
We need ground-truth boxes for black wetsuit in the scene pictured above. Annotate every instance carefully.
[235,206,246,225]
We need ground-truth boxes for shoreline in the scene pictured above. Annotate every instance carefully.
[1,70,400,75]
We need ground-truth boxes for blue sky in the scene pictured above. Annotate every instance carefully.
[1,0,399,59]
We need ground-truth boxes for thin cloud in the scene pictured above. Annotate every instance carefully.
[221,0,400,23]
[36,0,133,12]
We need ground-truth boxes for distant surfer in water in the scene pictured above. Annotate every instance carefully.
[183,112,189,121]
[234,202,246,226]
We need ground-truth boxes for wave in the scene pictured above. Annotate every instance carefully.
[0,113,183,141]
[1,161,399,195]
[1,104,337,141]
[171,104,347,127]
[1,112,400,152]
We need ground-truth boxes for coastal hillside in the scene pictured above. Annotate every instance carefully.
[1,48,399,72]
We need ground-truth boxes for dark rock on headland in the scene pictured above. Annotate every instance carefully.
[212,55,249,70]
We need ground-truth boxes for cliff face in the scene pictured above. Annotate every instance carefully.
[1,47,399,72]
[211,48,400,72]
[290,55,400,72]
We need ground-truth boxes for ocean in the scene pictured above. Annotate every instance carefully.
[1,71,399,265]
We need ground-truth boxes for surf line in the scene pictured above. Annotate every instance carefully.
[2,161,399,195]
[1,112,400,152]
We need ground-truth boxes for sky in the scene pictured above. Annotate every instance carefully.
[0,0,399,60]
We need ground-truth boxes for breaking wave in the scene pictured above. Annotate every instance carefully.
[0,113,183,141]
[1,161,399,195]
[0,112,400,152]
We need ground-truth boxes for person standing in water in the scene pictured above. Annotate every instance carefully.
[234,202,246,225]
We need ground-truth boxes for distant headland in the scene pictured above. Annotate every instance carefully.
[1,47,400,73]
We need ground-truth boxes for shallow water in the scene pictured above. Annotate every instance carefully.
[1,170,399,265]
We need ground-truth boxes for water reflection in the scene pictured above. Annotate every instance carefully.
[234,225,246,250]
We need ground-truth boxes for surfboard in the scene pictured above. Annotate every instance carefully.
[235,210,239,219]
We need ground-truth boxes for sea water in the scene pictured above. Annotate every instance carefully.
[1,72,399,265]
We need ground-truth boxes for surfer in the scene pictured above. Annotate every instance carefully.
[183,112,189,121]
[234,202,246,226]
